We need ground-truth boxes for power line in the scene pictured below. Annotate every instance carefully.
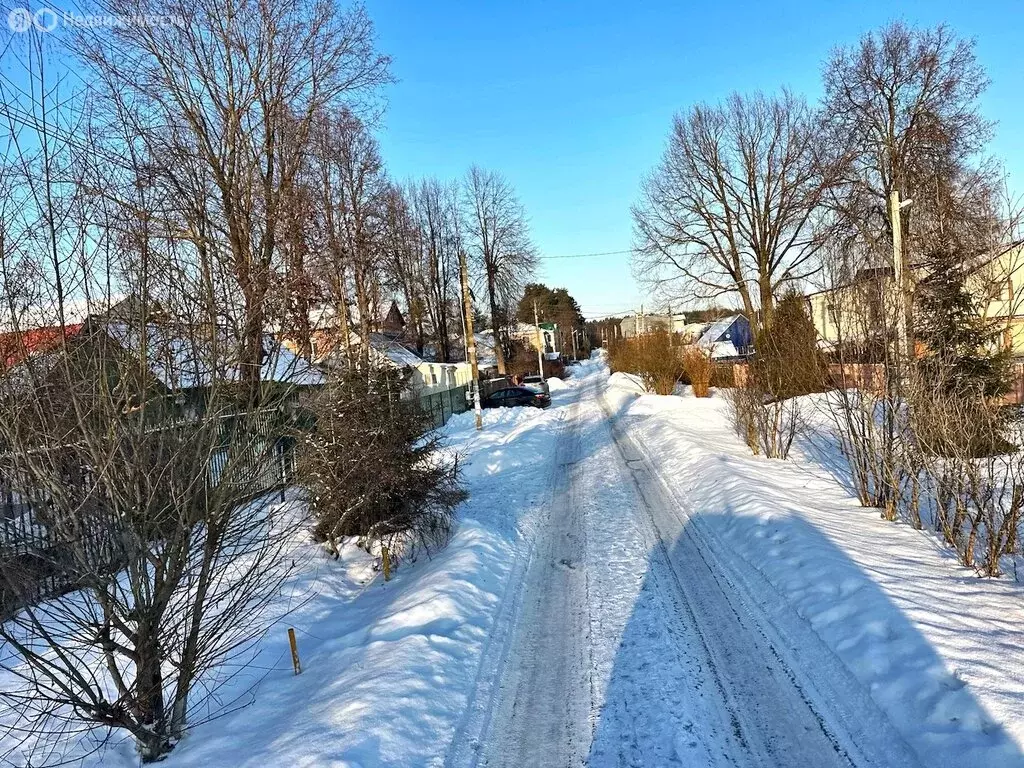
[537,249,638,261]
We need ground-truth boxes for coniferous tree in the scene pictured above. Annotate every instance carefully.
[297,365,467,558]
[916,238,1010,399]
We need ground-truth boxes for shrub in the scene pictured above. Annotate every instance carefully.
[682,346,713,397]
[726,297,823,459]
[710,363,736,389]
[724,382,802,459]
[905,370,1023,574]
[755,294,827,399]
[607,330,682,395]
[297,365,466,560]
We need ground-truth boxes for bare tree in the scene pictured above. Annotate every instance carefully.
[380,184,428,354]
[409,179,464,362]
[821,22,998,344]
[308,109,390,367]
[77,0,391,386]
[632,91,836,333]
[0,10,367,764]
[462,167,536,374]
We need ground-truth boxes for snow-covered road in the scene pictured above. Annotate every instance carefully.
[446,371,922,768]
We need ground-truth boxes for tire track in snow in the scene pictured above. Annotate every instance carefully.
[445,396,593,768]
[600,388,924,768]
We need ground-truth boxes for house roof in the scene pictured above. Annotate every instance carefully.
[365,332,423,367]
[696,315,741,347]
[101,321,323,389]
[0,324,84,371]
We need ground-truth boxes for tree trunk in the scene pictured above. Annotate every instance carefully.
[486,268,506,374]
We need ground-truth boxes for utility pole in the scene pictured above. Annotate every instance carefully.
[667,303,674,347]
[459,248,483,430]
[533,300,546,383]
[889,190,913,360]
[571,328,578,360]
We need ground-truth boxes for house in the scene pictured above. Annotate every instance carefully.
[619,312,688,339]
[1,311,322,421]
[279,299,409,364]
[806,243,1024,356]
[0,324,84,371]
[380,300,406,338]
[509,322,560,358]
[693,315,754,360]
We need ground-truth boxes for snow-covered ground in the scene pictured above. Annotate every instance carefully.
[7,356,1024,767]
[35,363,592,767]
[604,372,1024,767]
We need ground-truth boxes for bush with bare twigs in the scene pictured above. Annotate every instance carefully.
[726,297,824,460]
[682,346,713,397]
[607,330,682,395]
[905,371,1023,575]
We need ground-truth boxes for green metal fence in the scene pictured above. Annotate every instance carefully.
[419,385,470,429]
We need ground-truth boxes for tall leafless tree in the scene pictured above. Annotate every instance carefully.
[307,108,390,367]
[632,91,836,333]
[821,22,1000,340]
[77,0,391,387]
[462,167,536,374]
[410,179,463,362]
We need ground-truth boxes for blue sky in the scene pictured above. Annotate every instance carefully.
[368,0,1024,319]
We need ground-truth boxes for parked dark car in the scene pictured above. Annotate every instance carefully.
[483,387,551,409]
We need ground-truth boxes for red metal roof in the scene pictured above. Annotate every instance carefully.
[0,324,84,370]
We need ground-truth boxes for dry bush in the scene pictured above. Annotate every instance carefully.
[606,330,682,395]
[682,346,713,397]
[828,386,911,516]
[710,363,737,389]
[725,381,802,459]
[906,372,1023,575]
[726,298,822,459]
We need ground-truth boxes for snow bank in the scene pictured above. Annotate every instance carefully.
[606,376,1024,767]
[546,375,568,392]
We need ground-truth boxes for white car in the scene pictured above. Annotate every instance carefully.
[521,375,550,395]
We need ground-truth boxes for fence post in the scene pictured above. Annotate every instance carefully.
[288,628,301,674]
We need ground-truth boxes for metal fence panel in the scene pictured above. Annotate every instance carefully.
[0,407,295,618]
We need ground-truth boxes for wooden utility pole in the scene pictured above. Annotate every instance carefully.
[667,303,674,347]
[459,248,483,430]
[534,300,546,383]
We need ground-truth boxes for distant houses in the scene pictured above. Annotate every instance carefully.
[617,310,753,361]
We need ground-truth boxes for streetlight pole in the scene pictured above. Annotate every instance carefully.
[534,300,546,383]
[889,189,914,360]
